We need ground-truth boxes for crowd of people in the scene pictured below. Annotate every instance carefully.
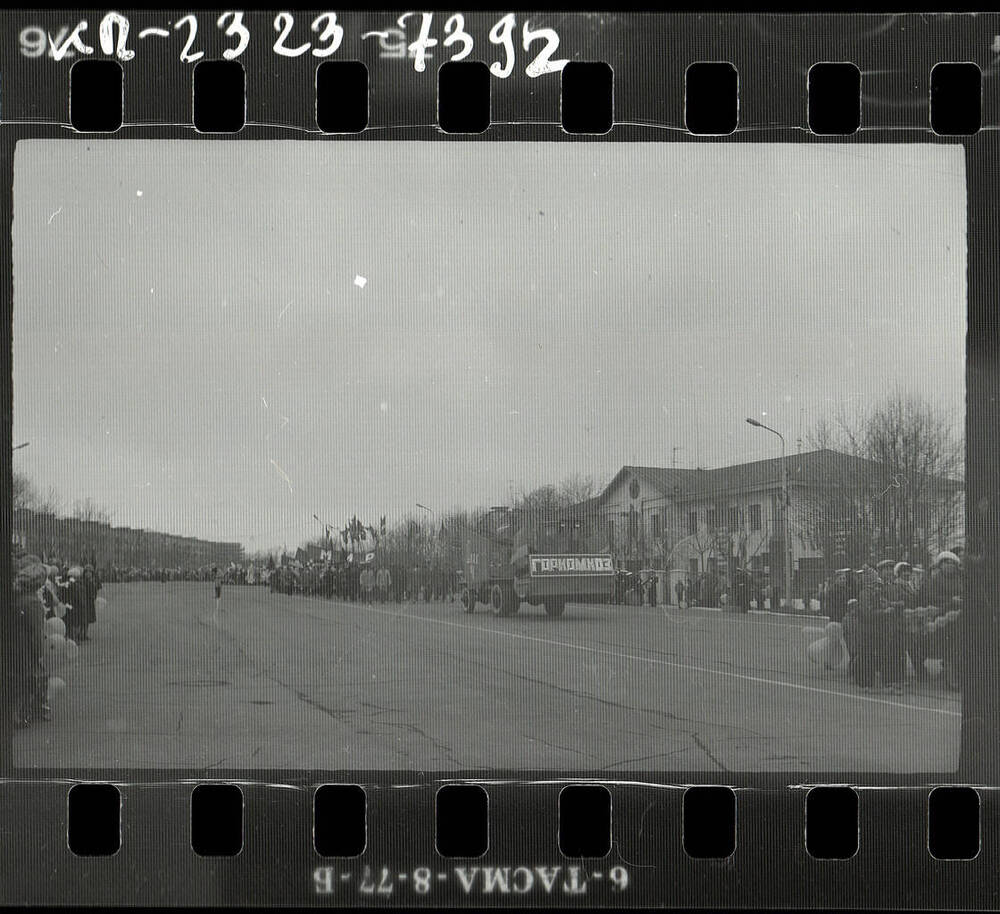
[267,558,458,603]
[819,550,964,692]
[10,551,102,729]
[100,564,269,584]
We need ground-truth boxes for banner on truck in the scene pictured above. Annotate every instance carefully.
[528,554,615,576]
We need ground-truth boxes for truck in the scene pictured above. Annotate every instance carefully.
[458,507,615,617]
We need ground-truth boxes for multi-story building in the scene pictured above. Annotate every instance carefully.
[11,508,245,570]
[572,448,963,597]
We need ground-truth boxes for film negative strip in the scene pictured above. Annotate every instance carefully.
[1,7,998,908]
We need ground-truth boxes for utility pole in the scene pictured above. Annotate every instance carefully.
[746,418,793,608]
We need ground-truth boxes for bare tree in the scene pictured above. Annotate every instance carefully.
[13,471,63,518]
[12,470,36,512]
[804,389,964,566]
[511,483,562,512]
[72,497,113,525]
[511,473,597,513]
[557,472,596,506]
[36,484,63,515]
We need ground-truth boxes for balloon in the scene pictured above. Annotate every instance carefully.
[801,625,826,643]
[40,633,67,673]
[945,609,960,623]
[95,596,107,610]
[63,638,79,663]
[808,634,849,671]
[44,617,66,637]
[52,601,66,619]
[46,676,66,702]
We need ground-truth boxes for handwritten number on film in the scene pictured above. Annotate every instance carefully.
[367,12,566,78]
[19,11,566,77]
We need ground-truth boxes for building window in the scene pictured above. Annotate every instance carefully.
[687,512,697,536]
[748,504,762,531]
[607,518,615,547]
[727,507,742,529]
[706,509,717,530]
[651,513,661,538]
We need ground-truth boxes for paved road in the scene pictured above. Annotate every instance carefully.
[15,583,961,772]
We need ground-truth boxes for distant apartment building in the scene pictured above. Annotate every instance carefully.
[12,507,244,569]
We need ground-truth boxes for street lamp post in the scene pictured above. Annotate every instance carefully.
[746,418,792,608]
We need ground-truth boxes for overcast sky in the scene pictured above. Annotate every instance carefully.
[13,141,966,552]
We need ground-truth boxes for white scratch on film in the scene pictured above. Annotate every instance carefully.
[269,459,294,494]
[47,207,62,225]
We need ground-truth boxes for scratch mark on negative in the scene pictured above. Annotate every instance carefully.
[47,207,62,225]
[691,732,729,772]
[277,300,292,325]
[269,459,294,494]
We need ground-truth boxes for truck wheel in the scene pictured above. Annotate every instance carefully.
[544,600,566,617]
[460,587,475,613]
[491,584,519,617]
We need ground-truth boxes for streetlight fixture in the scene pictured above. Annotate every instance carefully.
[12,441,29,452]
[746,418,792,609]
[415,503,435,518]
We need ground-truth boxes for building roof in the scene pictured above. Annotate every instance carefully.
[600,448,962,505]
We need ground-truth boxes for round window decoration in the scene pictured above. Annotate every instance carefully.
[629,478,640,500]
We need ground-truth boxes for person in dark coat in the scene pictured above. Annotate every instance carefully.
[847,565,885,690]
[875,559,906,692]
[920,551,963,608]
[824,568,852,623]
[81,566,98,641]
[11,562,48,727]
[64,566,86,643]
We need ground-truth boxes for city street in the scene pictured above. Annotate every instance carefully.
[15,583,961,772]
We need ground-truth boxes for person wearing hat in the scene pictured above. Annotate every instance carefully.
[846,563,901,692]
[824,567,853,624]
[63,566,86,643]
[920,551,963,609]
[846,565,881,689]
[891,563,918,605]
[871,559,907,692]
[11,562,49,727]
